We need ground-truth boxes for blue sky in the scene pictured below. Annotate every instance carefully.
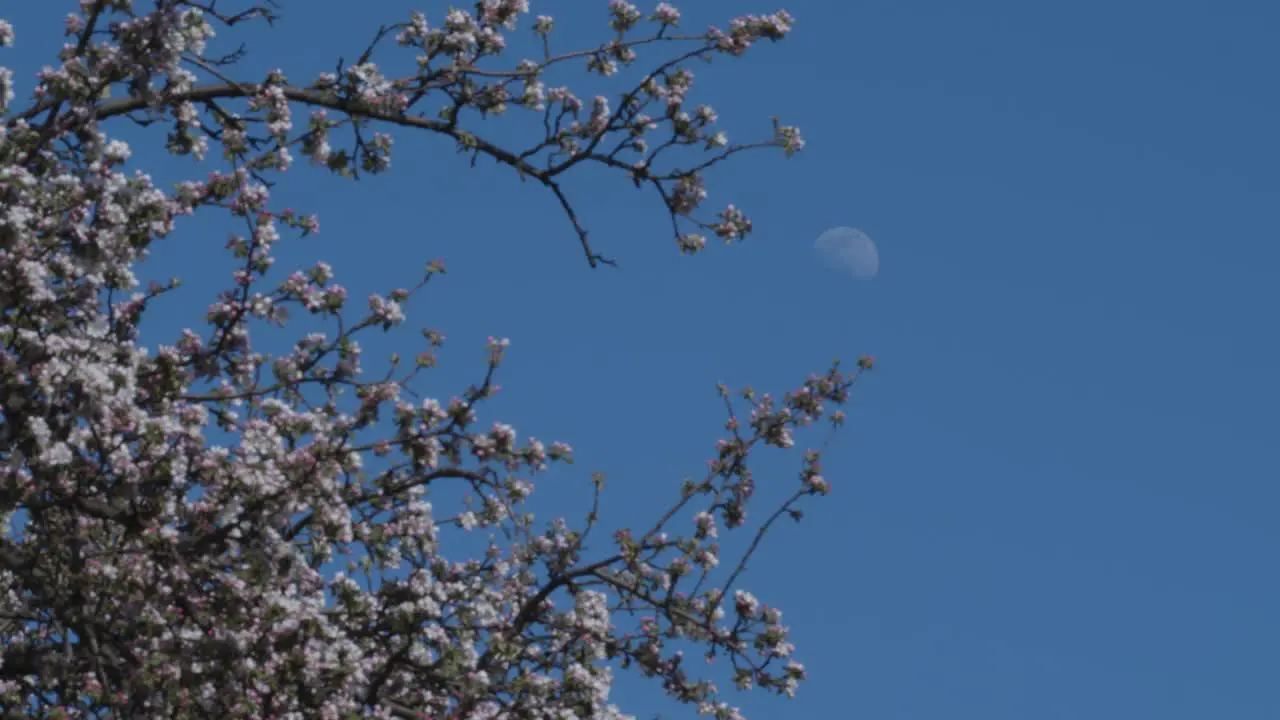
[4,0,1279,718]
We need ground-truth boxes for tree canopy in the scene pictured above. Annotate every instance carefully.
[0,3,871,718]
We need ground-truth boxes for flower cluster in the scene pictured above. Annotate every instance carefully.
[0,3,864,719]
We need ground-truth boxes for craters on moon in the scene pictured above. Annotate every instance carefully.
[815,227,879,279]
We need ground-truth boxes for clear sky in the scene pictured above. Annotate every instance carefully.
[4,1,1279,718]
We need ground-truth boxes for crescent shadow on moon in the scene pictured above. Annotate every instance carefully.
[815,226,879,279]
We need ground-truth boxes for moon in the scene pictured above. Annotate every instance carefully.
[815,226,879,279]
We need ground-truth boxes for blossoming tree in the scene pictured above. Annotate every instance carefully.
[0,2,872,718]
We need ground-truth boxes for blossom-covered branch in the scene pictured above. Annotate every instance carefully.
[5,0,803,266]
